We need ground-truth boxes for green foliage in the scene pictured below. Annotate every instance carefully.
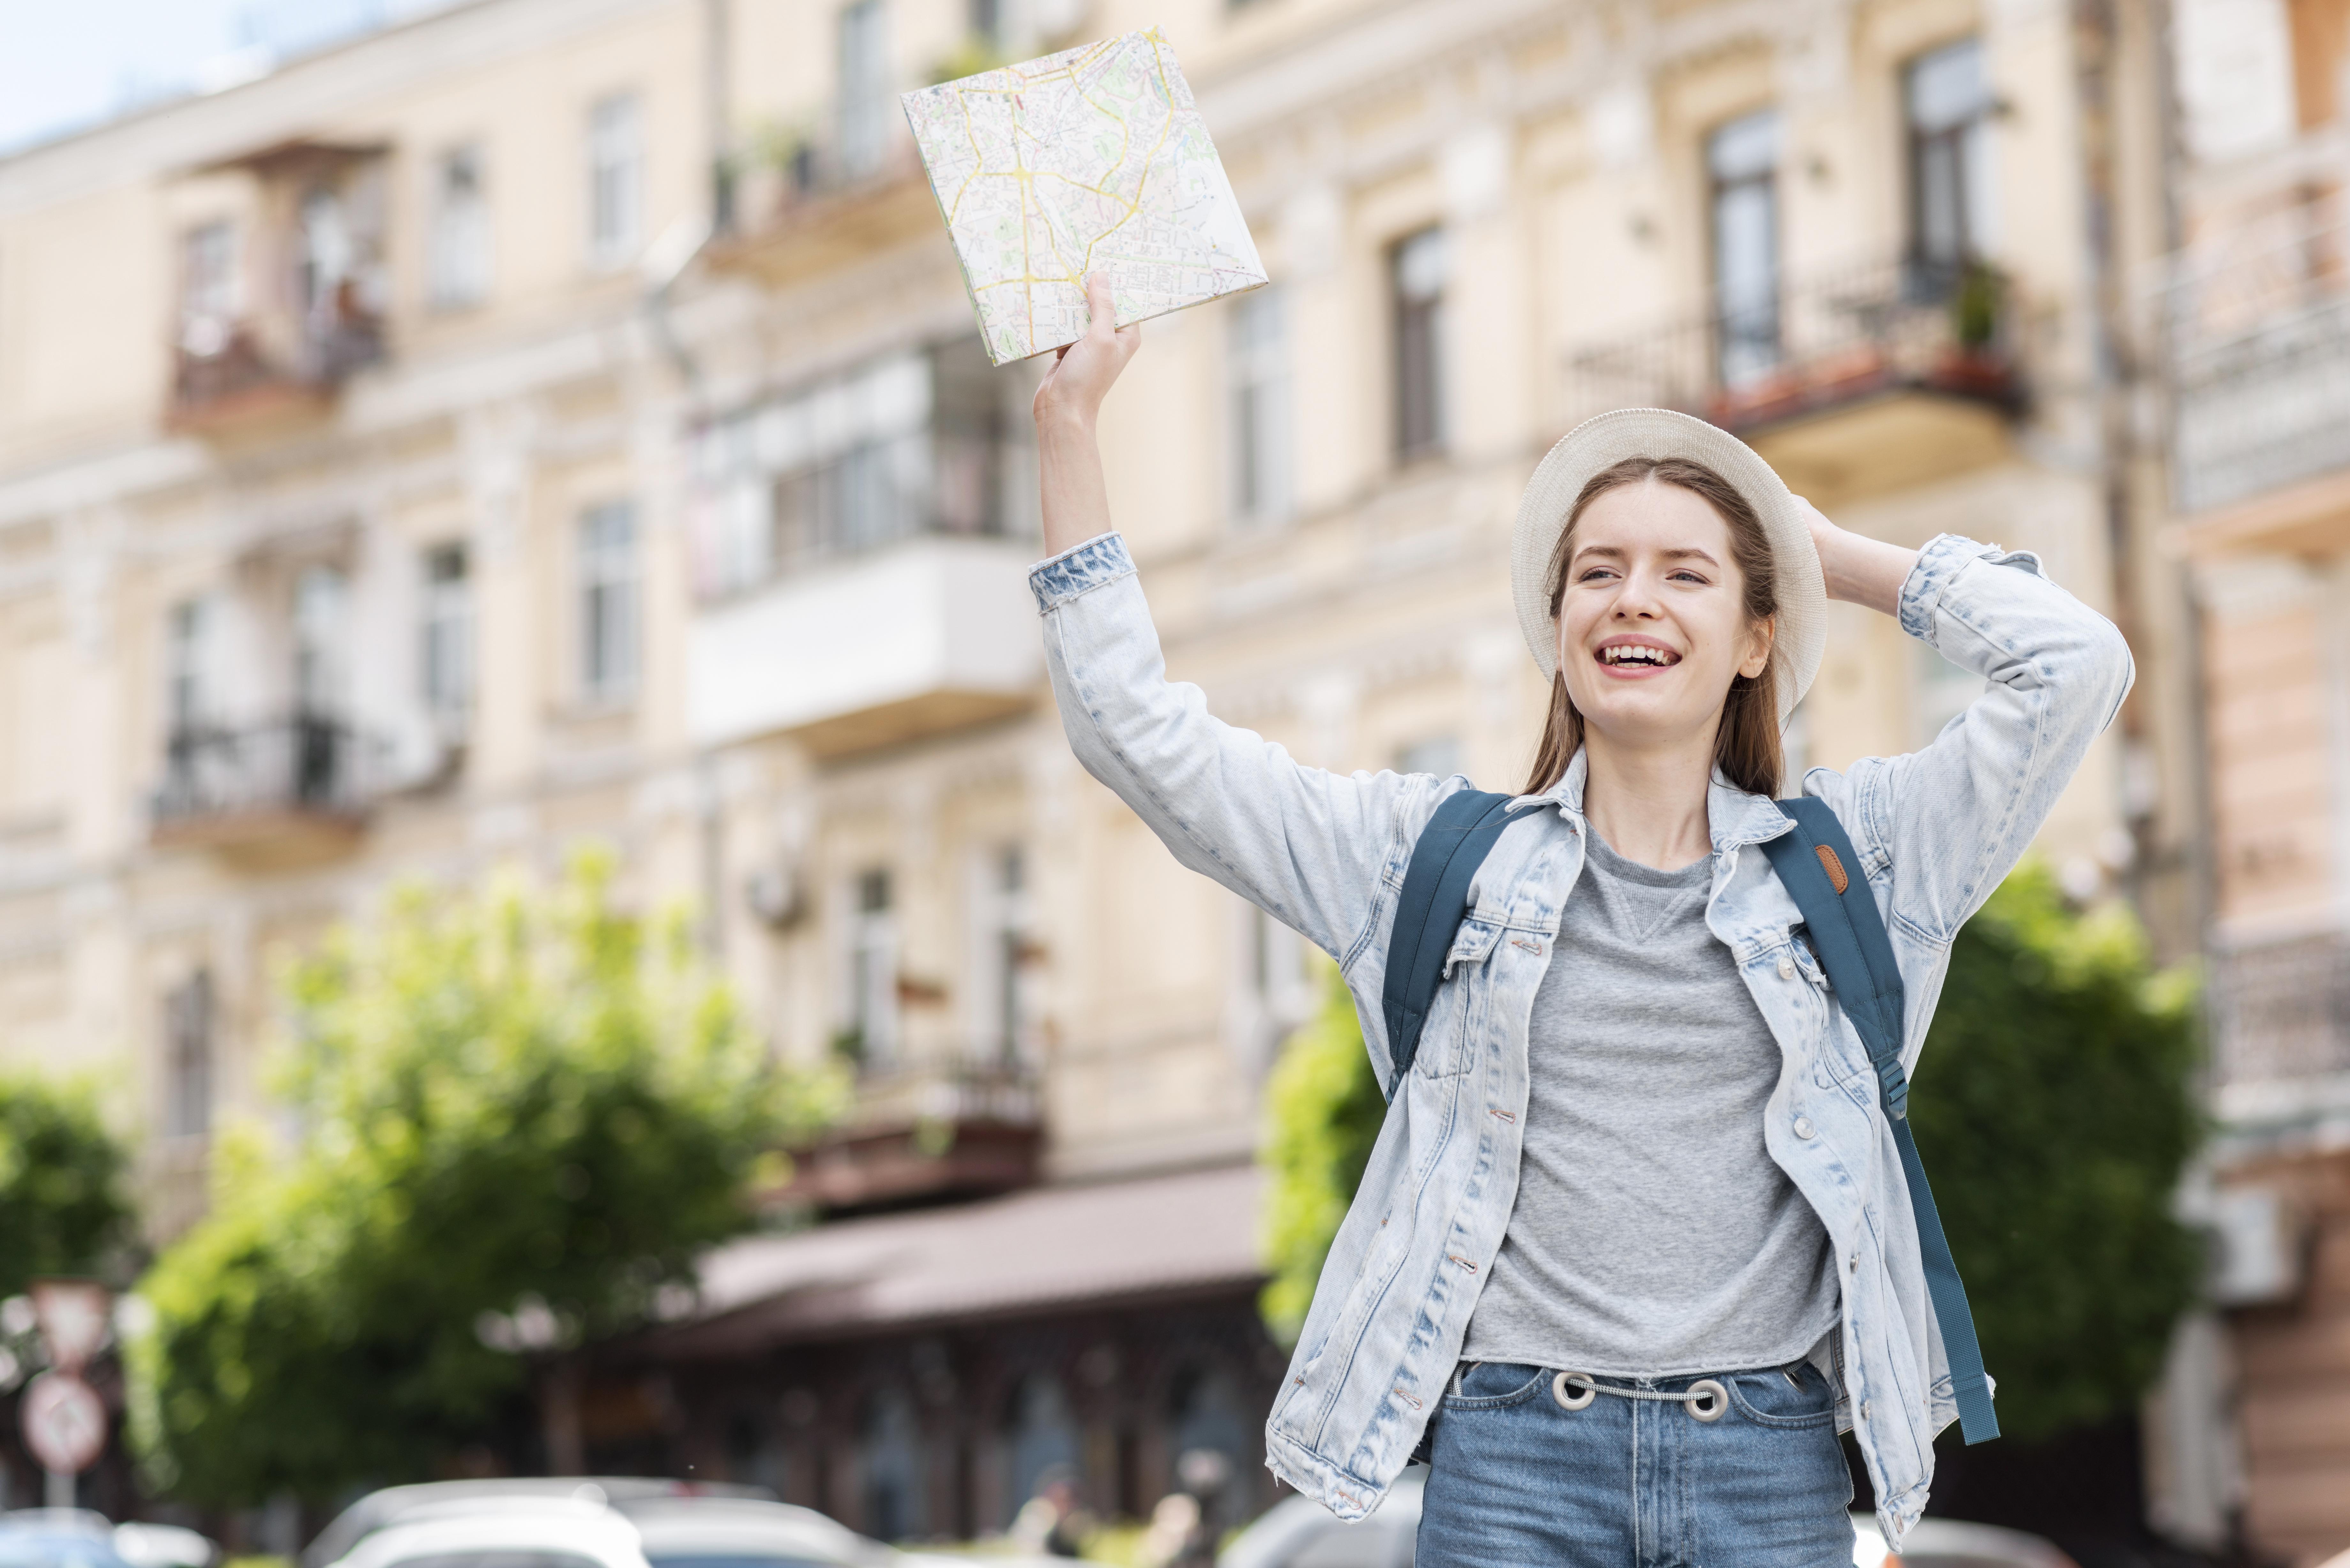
[1911,860,2202,1442]
[0,1074,136,1296]
[128,852,844,1505]
[1258,965,1384,1344]
[1254,861,2203,1442]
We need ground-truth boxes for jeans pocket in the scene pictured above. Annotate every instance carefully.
[1724,1365,1838,1429]
[1438,1361,1549,1410]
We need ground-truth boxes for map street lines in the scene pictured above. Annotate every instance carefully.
[902,28,1268,365]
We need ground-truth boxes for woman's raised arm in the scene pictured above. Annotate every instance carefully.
[1035,273,1143,559]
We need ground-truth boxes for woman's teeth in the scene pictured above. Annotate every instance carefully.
[1599,646,1678,667]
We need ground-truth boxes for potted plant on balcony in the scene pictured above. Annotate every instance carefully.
[1929,259,2020,403]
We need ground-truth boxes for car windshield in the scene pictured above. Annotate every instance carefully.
[0,1539,134,1568]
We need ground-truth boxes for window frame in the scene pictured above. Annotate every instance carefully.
[428,142,493,311]
[1227,285,1292,527]
[577,501,640,704]
[586,91,645,269]
[1705,107,1784,389]
[1390,227,1448,464]
[421,541,474,727]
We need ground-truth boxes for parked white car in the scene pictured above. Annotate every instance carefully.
[1853,1513,2076,1568]
[327,1502,652,1568]
[1217,1468,1424,1568]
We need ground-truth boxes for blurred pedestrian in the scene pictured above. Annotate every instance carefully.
[1027,273,2131,1565]
[1007,1464,1092,1558]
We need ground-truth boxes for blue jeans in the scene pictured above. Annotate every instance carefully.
[1416,1361,1856,1568]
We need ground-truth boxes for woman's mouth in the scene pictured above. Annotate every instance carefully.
[1594,642,1681,671]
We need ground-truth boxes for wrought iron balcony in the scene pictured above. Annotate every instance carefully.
[2207,931,2350,1157]
[2161,199,2350,515]
[152,713,383,852]
[769,1056,1044,1215]
[1567,254,2025,434]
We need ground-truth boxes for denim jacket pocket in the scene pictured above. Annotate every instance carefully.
[1413,920,1500,1079]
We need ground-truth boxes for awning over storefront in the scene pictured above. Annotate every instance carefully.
[656,1161,1267,1359]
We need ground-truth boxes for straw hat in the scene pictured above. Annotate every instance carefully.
[1509,407,1825,728]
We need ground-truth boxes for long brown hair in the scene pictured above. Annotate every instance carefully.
[1521,456,1784,797]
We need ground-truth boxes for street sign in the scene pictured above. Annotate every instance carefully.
[28,1279,112,1374]
[21,1371,106,1475]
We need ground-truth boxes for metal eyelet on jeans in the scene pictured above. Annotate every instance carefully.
[1552,1371,1597,1411]
[1683,1378,1728,1422]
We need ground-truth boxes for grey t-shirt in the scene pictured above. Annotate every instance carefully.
[1461,828,1840,1376]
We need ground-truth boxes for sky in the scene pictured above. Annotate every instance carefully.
[0,0,452,157]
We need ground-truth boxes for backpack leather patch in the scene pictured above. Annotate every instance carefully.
[1814,844,1850,895]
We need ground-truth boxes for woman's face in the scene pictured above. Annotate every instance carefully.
[1554,478,1774,755]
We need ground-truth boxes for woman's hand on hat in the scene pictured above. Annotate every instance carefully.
[1795,495,1915,617]
[1034,272,1142,435]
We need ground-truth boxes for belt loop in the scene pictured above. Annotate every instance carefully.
[1449,1361,1474,1398]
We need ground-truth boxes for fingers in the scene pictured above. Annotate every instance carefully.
[1084,271,1116,340]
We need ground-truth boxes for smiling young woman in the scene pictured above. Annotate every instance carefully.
[1022,276,2133,1567]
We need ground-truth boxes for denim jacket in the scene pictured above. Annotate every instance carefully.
[1028,530,2133,1546]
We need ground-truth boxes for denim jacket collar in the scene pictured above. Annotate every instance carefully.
[1518,747,1797,855]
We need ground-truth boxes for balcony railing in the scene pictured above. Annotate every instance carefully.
[2159,198,2350,513]
[172,297,384,429]
[769,1056,1044,1214]
[152,713,383,843]
[1567,254,2024,432]
[2210,932,2350,1093]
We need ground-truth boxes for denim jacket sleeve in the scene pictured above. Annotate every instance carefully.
[1031,532,1430,995]
[1808,531,2134,983]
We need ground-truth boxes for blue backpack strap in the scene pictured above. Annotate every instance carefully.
[1763,796,1999,1445]
[1381,789,1516,1100]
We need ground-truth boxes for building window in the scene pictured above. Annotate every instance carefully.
[1391,228,1448,462]
[845,867,898,1071]
[293,565,349,719]
[579,502,639,702]
[421,542,473,726]
[1708,108,1782,388]
[968,0,1000,43]
[1228,287,1291,526]
[1906,38,1994,276]
[429,143,492,309]
[861,1388,923,1542]
[179,220,241,356]
[973,844,1032,1064]
[164,970,214,1140]
[838,0,892,180]
[165,597,216,736]
[588,92,644,268]
[1003,1376,1079,1524]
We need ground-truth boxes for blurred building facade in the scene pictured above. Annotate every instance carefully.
[2151,0,2350,1562]
[0,0,2227,1546]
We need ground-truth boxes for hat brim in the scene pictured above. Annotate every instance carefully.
[1510,408,1825,729]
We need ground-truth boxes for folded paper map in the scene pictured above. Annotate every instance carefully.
[902,28,1268,366]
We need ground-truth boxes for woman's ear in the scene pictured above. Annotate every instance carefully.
[1739,615,1776,680]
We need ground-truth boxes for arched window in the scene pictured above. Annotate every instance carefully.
[1002,1374,1079,1520]
[861,1386,923,1542]
[1167,1365,1250,1529]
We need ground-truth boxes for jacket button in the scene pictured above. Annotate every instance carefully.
[1777,953,1795,979]
[1860,1400,1873,1422]
[1794,1116,1816,1140]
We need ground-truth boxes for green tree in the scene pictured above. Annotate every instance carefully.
[1256,861,2202,1440]
[128,853,843,1504]
[1259,964,1385,1343]
[1909,860,2201,1440]
[0,1075,136,1296]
